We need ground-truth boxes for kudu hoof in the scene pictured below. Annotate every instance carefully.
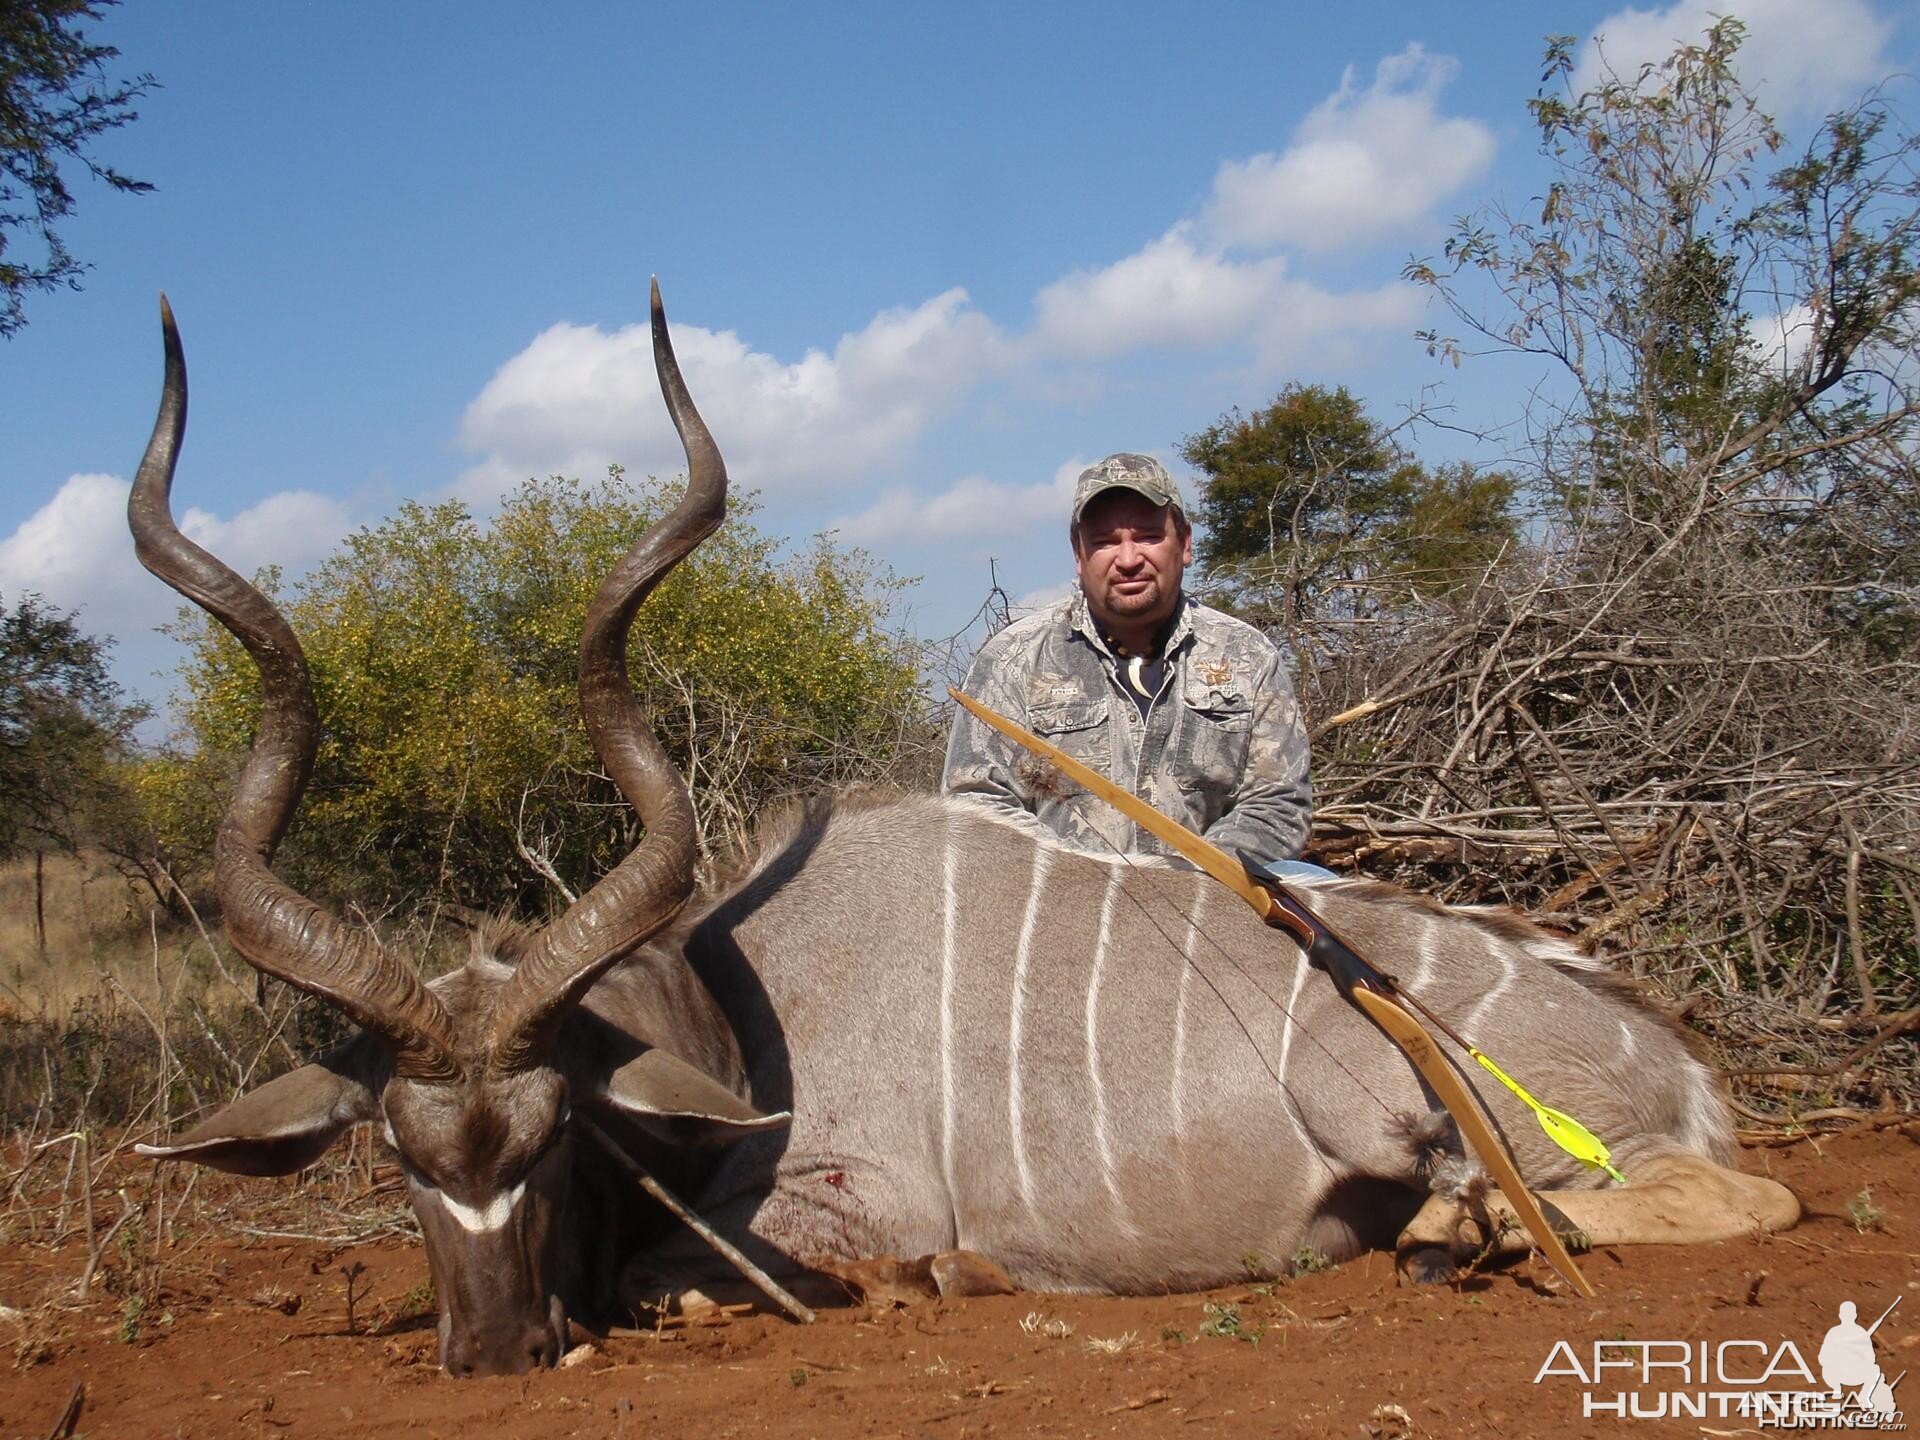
[1396,1243,1461,1286]
[929,1250,1018,1298]
[826,1249,1019,1308]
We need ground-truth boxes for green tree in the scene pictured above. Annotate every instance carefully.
[143,472,930,916]
[0,0,155,337]
[0,592,147,953]
[1179,384,1516,622]
[0,591,143,857]
[1396,461,1521,592]
[1407,19,1920,546]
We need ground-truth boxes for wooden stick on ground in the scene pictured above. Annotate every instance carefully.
[573,1115,816,1325]
[44,1383,85,1440]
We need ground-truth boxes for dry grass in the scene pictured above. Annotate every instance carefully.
[1018,1312,1074,1340]
[0,853,196,1019]
[0,852,354,1152]
[0,849,487,1162]
[0,855,420,1310]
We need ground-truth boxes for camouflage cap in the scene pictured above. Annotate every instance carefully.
[1070,453,1187,525]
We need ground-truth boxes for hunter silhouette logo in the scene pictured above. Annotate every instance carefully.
[1820,1299,1903,1419]
[1534,1294,1907,1428]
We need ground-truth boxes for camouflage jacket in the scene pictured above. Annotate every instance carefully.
[942,591,1312,867]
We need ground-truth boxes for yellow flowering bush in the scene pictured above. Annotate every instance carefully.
[144,471,932,917]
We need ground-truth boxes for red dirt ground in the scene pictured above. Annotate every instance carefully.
[3,1123,1915,1440]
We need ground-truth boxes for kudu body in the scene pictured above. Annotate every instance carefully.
[635,795,1795,1296]
[134,291,1796,1378]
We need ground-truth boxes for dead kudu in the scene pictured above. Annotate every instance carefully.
[133,288,1797,1377]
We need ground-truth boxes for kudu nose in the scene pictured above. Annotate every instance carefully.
[523,1321,561,1371]
[444,1319,561,1377]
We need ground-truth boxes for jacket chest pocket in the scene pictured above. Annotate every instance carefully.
[1173,676,1252,799]
[1027,695,1111,776]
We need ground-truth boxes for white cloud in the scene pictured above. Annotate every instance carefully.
[1032,225,1421,369]
[1577,0,1895,114]
[834,457,1086,546]
[0,474,129,613]
[452,45,1485,540]
[1034,228,1293,359]
[455,289,1007,502]
[1748,303,1817,374]
[1012,580,1076,617]
[178,491,353,577]
[1031,47,1466,371]
[458,47,1485,506]
[1204,45,1497,253]
[0,472,350,645]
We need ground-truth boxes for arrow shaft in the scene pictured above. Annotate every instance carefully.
[948,686,1597,1297]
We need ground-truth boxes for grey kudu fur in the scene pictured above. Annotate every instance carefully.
[133,287,1798,1378]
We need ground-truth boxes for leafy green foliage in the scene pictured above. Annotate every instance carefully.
[0,592,145,859]
[1847,1188,1885,1234]
[1197,1301,1263,1345]
[144,471,929,916]
[1179,384,1516,621]
[1409,17,1920,555]
[0,0,156,336]
[1289,1243,1332,1276]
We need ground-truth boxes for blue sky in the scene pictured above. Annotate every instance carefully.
[5,0,1914,718]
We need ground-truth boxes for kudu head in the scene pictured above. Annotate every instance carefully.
[132,284,785,1376]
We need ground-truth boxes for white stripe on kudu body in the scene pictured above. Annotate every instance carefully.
[1263,925,1322,1160]
[1274,924,1310,1090]
[1086,866,1133,1230]
[940,820,960,1207]
[1407,920,1438,992]
[1007,841,1054,1217]
[1171,872,1206,1140]
[1463,939,1516,1036]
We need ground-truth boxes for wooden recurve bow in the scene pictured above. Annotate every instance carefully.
[950,686,1596,1297]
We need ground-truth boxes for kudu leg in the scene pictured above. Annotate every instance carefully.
[1396,1152,1800,1282]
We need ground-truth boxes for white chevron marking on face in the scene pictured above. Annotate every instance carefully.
[1008,840,1053,1217]
[437,1181,525,1234]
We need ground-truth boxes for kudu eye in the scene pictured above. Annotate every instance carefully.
[543,1103,573,1155]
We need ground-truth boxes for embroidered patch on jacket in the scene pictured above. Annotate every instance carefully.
[1197,660,1233,687]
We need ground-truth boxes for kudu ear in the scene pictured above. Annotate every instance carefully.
[585,1048,791,1148]
[136,1042,381,1177]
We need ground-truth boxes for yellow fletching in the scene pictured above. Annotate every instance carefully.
[1468,1048,1626,1183]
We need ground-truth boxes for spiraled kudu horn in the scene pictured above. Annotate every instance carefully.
[129,296,460,1083]
[488,280,726,1072]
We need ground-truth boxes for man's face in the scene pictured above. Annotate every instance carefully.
[1072,489,1191,637]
